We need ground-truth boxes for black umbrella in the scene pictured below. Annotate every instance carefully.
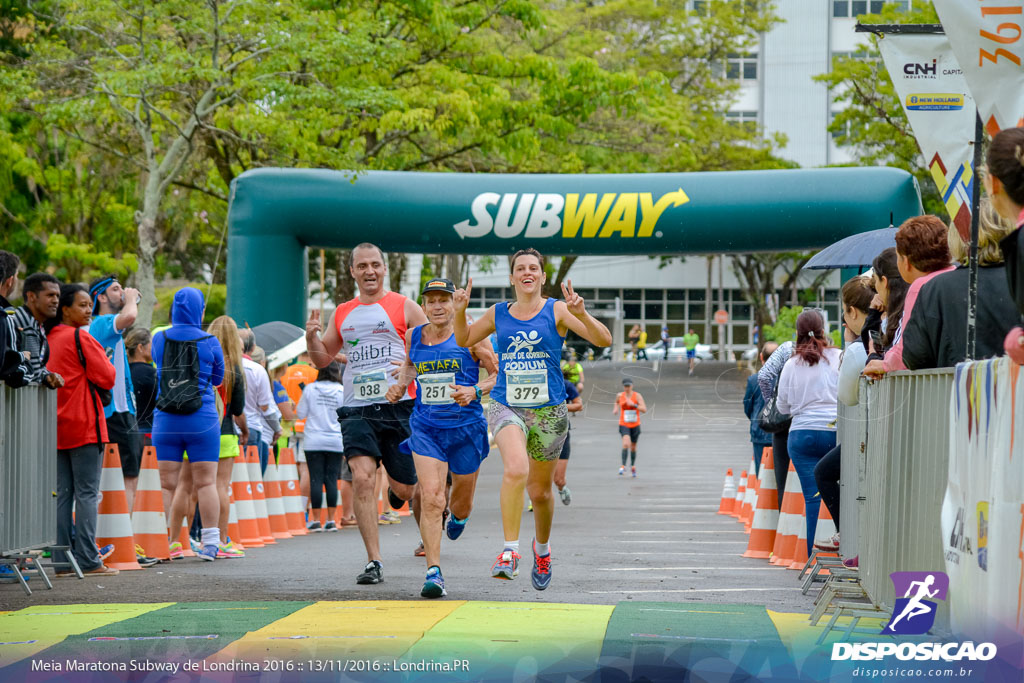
[251,321,304,356]
[803,227,897,271]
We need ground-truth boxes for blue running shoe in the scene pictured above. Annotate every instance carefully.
[421,566,446,598]
[446,514,468,541]
[197,544,218,562]
[490,550,520,580]
[97,544,115,562]
[531,541,552,591]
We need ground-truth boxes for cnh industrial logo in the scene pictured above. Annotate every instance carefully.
[831,572,997,662]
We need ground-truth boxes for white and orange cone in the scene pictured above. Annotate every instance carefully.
[742,448,779,559]
[131,446,169,561]
[244,446,275,544]
[741,458,758,532]
[96,443,142,570]
[278,447,307,536]
[263,460,293,540]
[231,449,263,548]
[717,468,737,515]
[731,470,747,520]
[771,462,804,567]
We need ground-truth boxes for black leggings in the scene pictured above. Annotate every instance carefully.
[814,444,841,531]
[306,450,343,509]
[772,427,790,512]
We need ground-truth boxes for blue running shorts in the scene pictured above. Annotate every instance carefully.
[400,418,490,476]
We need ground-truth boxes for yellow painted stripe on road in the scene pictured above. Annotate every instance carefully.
[206,600,465,662]
[0,603,173,667]
[404,602,614,677]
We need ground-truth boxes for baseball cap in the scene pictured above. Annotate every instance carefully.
[622,378,633,386]
[421,278,456,296]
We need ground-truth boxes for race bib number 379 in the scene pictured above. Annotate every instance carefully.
[506,369,549,407]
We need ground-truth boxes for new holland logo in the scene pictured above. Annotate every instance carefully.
[906,93,964,111]
[453,190,689,240]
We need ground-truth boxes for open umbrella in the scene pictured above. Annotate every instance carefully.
[802,227,898,271]
[251,321,305,368]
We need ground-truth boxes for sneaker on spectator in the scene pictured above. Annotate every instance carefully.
[97,544,115,562]
[842,555,858,568]
[217,543,245,559]
[134,544,160,567]
[323,521,338,532]
[168,541,184,560]
[85,564,119,576]
[413,542,425,557]
[307,521,323,532]
[0,564,29,582]
[189,536,202,554]
[197,544,218,562]
[814,533,840,552]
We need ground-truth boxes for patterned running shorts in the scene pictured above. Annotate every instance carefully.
[487,401,569,462]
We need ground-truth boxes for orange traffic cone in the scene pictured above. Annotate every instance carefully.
[131,446,169,561]
[244,446,275,544]
[717,468,737,515]
[771,462,804,567]
[278,448,307,536]
[176,518,196,557]
[741,458,758,532]
[231,448,264,548]
[263,460,293,540]
[226,486,245,550]
[742,448,778,559]
[95,443,142,570]
[731,470,747,520]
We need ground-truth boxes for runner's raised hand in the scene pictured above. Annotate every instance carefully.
[306,309,322,337]
[454,278,472,313]
[561,279,586,317]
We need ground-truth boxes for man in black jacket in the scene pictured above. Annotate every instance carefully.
[903,209,1019,369]
[0,250,28,388]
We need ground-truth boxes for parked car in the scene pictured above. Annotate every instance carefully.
[646,337,714,362]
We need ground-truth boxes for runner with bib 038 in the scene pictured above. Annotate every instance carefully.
[453,248,612,591]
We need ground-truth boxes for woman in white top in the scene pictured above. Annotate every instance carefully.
[776,309,841,558]
[812,276,875,552]
[296,361,350,531]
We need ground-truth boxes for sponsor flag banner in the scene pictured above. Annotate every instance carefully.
[878,34,977,240]
[933,0,1024,135]
[943,358,1024,641]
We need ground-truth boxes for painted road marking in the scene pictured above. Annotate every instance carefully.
[616,540,748,544]
[596,567,786,571]
[589,588,806,594]
[632,632,759,643]
[622,530,748,534]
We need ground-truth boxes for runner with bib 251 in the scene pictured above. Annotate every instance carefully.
[453,248,612,591]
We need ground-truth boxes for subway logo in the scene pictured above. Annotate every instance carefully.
[453,189,689,239]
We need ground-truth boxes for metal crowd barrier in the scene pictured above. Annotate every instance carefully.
[0,385,58,554]
[837,369,955,631]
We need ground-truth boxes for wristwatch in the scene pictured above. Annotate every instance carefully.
[474,385,482,400]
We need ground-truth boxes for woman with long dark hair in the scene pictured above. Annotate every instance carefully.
[775,310,841,557]
[868,248,910,356]
[47,284,118,575]
[985,126,1024,361]
[454,248,612,590]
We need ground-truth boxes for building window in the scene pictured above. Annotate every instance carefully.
[623,288,643,301]
[645,303,664,321]
[830,111,852,142]
[726,110,758,133]
[725,53,758,81]
[623,304,641,319]
[851,1,868,15]
[667,303,685,320]
[833,0,849,17]
[692,0,708,16]
[597,288,619,301]
[835,0,900,16]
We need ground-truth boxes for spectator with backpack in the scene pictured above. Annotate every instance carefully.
[46,283,118,575]
[151,287,225,562]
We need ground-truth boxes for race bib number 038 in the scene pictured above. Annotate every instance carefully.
[353,370,388,402]
[506,369,549,406]
[419,373,456,405]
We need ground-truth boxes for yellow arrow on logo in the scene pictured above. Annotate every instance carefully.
[638,188,689,237]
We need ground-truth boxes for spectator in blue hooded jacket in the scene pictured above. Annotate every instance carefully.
[152,287,224,561]
[743,341,776,476]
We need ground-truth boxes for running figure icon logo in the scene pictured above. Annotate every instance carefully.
[883,571,949,635]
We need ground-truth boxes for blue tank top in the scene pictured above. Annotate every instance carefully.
[408,325,484,428]
[492,298,567,409]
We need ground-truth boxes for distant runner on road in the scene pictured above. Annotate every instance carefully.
[613,378,646,477]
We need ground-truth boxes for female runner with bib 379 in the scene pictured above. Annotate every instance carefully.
[454,248,611,591]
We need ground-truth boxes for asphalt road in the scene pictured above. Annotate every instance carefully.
[3,360,815,612]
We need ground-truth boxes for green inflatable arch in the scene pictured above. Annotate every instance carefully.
[226,167,922,326]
